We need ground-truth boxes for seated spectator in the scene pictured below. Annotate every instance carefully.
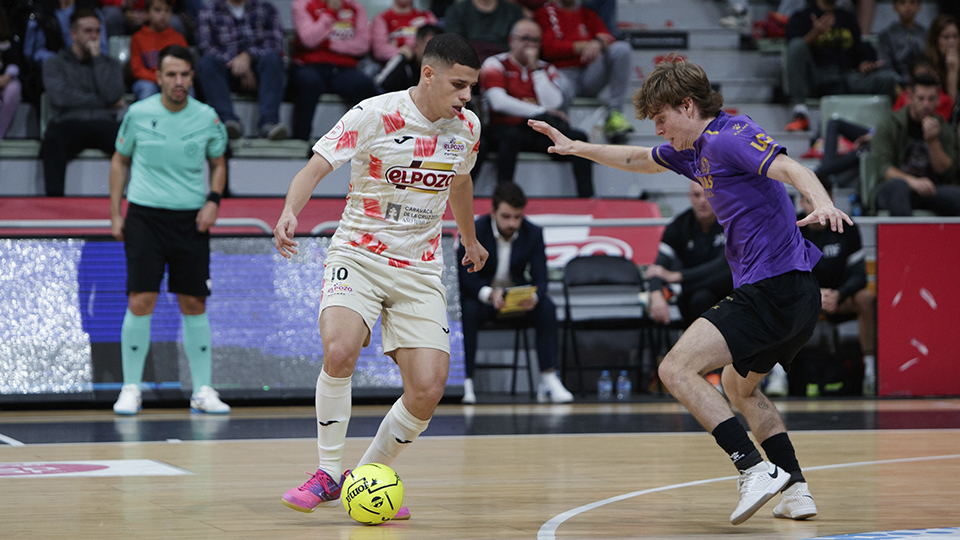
[375,23,442,93]
[371,0,438,64]
[457,182,575,404]
[41,9,125,196]
[798,176,876,394]
[0,2,22,139]
[479,19,593,197]
[645,180,732,329]
[873,73,960,216]
[22,0,108,103]
[196,0,286,140]
[876,0,925,87]
[100,0,191,40]
[130,0,188,101]
[289,0,380,141]
[783,0,896,131]
[812,117,872,190]
[892,58,953,122]
[444,0,523,62]
[925,14,960,123]
[535,0,634,143]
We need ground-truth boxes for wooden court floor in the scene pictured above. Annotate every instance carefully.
[2,399,960,540]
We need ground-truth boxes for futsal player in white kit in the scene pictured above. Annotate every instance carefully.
[273,33,488,519]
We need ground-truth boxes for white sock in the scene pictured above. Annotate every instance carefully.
[357,397,430,468]
[316,370,352,479]
[863,355,876,377]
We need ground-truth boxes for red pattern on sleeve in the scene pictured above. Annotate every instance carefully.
[336,131,358,151]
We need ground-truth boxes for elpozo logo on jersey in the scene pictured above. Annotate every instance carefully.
[384,160,456,193]
[442,138,467,157]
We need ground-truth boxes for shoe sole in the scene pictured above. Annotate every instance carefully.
[281,497,339,513]
[190,408,230,414]
[730,473,790,525]
[774,504,818,520]
[113,409,140,415]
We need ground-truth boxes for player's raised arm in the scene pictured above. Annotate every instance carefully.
[767,153,853,233]
[449,173,488,273]
[528,119,668,174]
[274,153,335,258]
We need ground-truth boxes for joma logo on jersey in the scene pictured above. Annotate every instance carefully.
[384,161,456,192]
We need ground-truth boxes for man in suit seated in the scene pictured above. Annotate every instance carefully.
[457,182,574,403]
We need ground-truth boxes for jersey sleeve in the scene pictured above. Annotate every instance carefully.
[721,120,785,177]
[458,111,482,176]
[650,143,695,180]
[115,108,137,157]
[313,104,374,169]
[206,115,228,159]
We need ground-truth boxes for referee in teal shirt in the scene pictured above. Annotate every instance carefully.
[109,45,230,415]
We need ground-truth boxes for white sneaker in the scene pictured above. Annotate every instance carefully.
[537,371,574,403]
[190,386,230,414]
[773,482,817,520]
[730,461,790,525]
[461,378,476,404]
[113,384,142,415]
[765,364,788,397]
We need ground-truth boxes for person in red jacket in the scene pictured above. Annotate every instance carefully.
[371,0,438,64]
[129,0,188,101]
[534,0,633,143]
[290,0,382,141]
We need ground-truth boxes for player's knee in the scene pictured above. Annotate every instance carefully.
[128,293,157,315]
[321,341,360,373]
[657,356,681,387]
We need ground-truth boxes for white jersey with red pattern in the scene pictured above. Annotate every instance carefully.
[313,89,481,277]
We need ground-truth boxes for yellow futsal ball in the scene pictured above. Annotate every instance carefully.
[342,463,404,525]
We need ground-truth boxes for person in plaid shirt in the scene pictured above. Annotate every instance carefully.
[196,0,287,140]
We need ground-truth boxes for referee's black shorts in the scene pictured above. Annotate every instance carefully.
[124,203,210,297]
[701,270,820,377]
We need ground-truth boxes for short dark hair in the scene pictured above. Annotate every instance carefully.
[421,33,481,71]
[70,8,100,29]
[145,0,174,11]
[158,44,194,71]
[911,72,940,90]
[492,182,527,211]
[416,24,443,41]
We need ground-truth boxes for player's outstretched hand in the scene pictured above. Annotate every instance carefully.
[528,119,576,155]
[274,213,299,258]
[797,202,854,233]
[461,241,488,273]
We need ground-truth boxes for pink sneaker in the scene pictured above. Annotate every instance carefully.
[281,469,347,513]
[392,507,411,520]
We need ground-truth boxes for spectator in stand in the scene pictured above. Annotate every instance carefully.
[778,0,873,35]
[375,23,442,93]
[925,14,960,123]
[535,0,634,143]
[783,0,896,131]
[457,182,575,404]
[892,58,953,121]
[645,180,732,330]
[129,0,188,101]
[0,2,22,139]
[876,0,925,87]
[290,0,380,141]
[41,9,125,197]
[371,0,437,65]
[196,0,286,140]
[798,176,876,394]
[444,0,523,62]
[873,72,960,216]
[479,19,593,196]
[100,0,190,39]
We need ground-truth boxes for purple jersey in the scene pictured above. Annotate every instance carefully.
[651,112,821,288]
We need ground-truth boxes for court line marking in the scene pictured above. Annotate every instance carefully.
[0,433,25,446]
[537,453,960,540]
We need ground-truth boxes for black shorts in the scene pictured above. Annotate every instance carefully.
[124,203,210,296]
[701,270,820,377]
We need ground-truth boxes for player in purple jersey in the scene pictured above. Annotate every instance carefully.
[531,57,852,526]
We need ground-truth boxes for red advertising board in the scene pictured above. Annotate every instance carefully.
[877,223,960,396]
[0,197,665,266]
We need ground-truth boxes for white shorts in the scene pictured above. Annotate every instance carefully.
[318,252,451,356]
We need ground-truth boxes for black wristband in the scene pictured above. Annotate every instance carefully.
[206,192,222,205]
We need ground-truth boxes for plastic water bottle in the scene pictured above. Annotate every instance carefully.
[616,370,632,401]
[597,370,613,401]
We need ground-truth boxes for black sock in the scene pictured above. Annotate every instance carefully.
[712,417,762,472]
[761,432,805,488]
